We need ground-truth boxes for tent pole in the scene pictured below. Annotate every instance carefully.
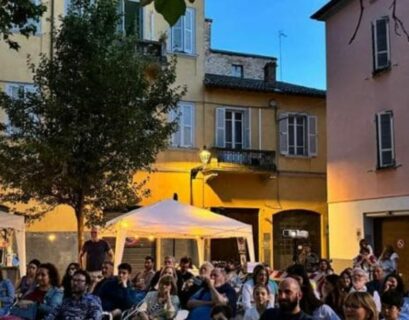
[113,228,126,275]
[155,238,162,269]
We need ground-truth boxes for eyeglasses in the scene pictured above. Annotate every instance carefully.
[72,278,86,283]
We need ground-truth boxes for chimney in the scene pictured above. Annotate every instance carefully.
[264,61,277,85]
[204,18,213,55]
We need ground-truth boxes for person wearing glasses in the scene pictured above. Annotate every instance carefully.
[99,263,134,319]
[44,269,102,319]
[79,227,113,279]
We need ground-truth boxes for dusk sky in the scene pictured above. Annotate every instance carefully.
[205,0,328,90]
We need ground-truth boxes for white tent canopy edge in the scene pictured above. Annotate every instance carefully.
[103,199,255,272]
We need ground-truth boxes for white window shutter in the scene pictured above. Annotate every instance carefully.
[308,115,318,156]
[279,113,288,155]
[182,104,193,147]
[215,107,226,148]
[166,28,171,52]
[169,108,181,147]
[243,109,250,149]
[184,8,194,54]
[116,0,125,34]
[172,18,183,51]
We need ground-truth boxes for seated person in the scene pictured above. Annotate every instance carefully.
[242,264,277,311]
[187,267,237,320]
[45,269,102,319]
[244,284,272,320]
[15,259,40,297]
[99,263,134,318]
[136,275,180,320]
[177,256,194,308]
[132,256,155,292]
[92,261,114,297]
[210,304,234,320]
[0,270,15,316]
[12,263,63,319]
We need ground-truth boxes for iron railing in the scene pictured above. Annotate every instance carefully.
[212,148,276,171]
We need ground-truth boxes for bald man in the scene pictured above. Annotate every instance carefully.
[260,278,313,320]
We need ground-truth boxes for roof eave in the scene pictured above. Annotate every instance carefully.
[311,0,346,21]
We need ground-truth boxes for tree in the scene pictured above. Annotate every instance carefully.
[0,0,47,50]
[141,0,195,26]
[0,0,184,253]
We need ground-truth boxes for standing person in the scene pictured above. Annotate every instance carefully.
[132,256,156,292]
[367,265,385,294]
[0,268,15,316]
[45,269,103,320]
[379,245,399,274]
[381,290,405,320]
[343,292,379,320]
[339,269,353,294]
[244,284,273,320]
[310,259,333,299]
[99,262,134,319]
[323,274,344,317]
[79,226,114,278]
[92,261,114,296]
[260,278,313,320]
[61,262,80,298]
[298,244,319,273]
[353,247,378,277]
[15,259,40,297]
[136,275,180,320]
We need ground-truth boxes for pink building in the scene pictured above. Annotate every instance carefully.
[313,0,409,275]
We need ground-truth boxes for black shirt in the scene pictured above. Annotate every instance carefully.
[82,240,111,272]
[260,308,313,320]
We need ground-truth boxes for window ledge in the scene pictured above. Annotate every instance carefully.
[375,163,401,171]
[372,65,391,77]
[282,154,316,159]
[167,51,198,59]
[168,147,199,151]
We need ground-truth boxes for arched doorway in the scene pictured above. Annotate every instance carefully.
[273,210,321,270]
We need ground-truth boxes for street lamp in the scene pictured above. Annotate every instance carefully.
[199,145,211,167]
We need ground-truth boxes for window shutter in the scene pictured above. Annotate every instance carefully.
[166,28,171,52]
[172,18,183,51]
[243,109,250,149]
[278,113,288,155]
[374,17,390,70]
[6,84,24,99]
[124,0,142,37]
[64,0,72,16]
[169,108,181,147]
[182,104,193,147]
[308,115,318,156]
[184,8,194,54]
[215,107,226,148]
[117,0,125,34]
[376,111,395,167]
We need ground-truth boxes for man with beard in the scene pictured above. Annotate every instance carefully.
[45,270,102,319]
[92,261,114,296]
[260,278,313,320]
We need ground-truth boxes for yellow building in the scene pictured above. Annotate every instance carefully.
[0,0,327,271]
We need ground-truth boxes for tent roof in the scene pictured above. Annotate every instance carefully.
[105,199,253,239]
[0,211,25,231]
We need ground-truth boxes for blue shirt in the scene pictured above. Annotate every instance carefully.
[0,279,15,316]
[45,293,102,320]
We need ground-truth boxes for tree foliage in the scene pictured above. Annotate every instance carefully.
[0,0,47,50]
[0,0,184,251]
[141,0,195,26]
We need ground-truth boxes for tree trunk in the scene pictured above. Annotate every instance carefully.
[76,210,84,259]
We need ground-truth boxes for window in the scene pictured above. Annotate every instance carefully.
[215,107,250,149]
[5,83,36,99]
[376,111,395,168]
[231,64,243,78]
[169,102,195,148]
[117,0,143,37]
[372,17,390,72]
[279,113,317,157]
[12,0,41,35]
[167,8,195,54]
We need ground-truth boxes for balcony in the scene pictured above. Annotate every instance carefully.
[136,39,166,63]
[211,148,276,171]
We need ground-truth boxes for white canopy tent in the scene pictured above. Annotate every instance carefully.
[104,199,255,272]
[0,211,26,276]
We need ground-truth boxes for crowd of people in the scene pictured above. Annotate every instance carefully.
[0,232,407,320]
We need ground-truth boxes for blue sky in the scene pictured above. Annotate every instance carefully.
[205,0,328,90]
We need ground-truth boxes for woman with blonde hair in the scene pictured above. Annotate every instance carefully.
[343,292,379,320]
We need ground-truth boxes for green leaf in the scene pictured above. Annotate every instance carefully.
[154,0,186,26]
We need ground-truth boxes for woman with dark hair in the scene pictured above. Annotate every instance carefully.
[379,245,399,274]
[0,268,15,316]
[383,273,405,294]
[17,262,63,319]
[339,269,353,293]
[61,262,80,298]
[343,291,378,320]
[15,259,40,297]
[243,284,272,320]
[323,274,346,318]
[311,259,333,298]
[287,264,340,320]
[241,264,277,311]
[137,275,180,320]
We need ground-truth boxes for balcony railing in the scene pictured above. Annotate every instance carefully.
[212,148,276,171]
[136,39,166,63]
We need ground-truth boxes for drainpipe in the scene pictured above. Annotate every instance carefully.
[49,0,55,60]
